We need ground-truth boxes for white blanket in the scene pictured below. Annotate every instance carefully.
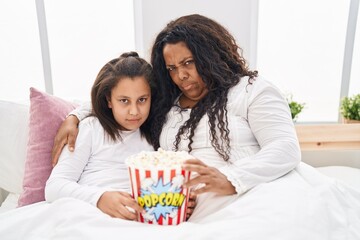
[1,163,359,240]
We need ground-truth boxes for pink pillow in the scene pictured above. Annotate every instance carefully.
[18,87,78,207]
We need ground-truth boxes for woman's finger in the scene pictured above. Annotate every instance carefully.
[51,140,66,166]
[196,184,213,194]
[183,174,211,188]
[67,131,78,152]
[182,163,210,175]
[183,159,206,166]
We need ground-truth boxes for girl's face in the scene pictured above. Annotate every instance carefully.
[107,76,151,131]
[163,41,208,107]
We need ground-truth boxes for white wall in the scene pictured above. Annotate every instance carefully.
[134,0,257,68]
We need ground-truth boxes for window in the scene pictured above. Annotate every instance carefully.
[0,0,43,102]
[45,0,135,102]
[349,5,360,97]
[0,0,135,103]
[257,0,357,122]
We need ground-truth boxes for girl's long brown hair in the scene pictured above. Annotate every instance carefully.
[91,51,155,145]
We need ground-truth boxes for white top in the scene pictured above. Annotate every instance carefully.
[160,76,301,194]
[45,117,153,206]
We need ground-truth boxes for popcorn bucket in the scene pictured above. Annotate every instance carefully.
[126,150,192,225]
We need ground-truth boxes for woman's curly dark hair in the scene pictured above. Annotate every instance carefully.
[150,14,258,161]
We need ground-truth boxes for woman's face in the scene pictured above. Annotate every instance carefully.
[163,42,208,105]
[107,76,151,131]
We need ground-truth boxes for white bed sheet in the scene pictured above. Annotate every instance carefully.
[0,163,359,240]
[0,193,19,214]
[316,166,360,190]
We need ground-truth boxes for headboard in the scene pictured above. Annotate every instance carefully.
[295,124,360,168]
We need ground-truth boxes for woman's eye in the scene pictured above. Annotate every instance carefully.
[184,60,194,66]
[167,66,175,72]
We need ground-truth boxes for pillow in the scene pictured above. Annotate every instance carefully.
[18,87,78,207]
[0,101,29,194]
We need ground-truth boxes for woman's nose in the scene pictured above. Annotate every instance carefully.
[178,67,189,81]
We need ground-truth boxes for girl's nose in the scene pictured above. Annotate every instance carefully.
[129,104,139,116]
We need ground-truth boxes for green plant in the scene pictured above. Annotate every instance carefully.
[340,93,360,121]
[287,95,305,121]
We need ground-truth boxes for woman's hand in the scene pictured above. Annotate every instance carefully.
[51,115,80,167]
[186,191,197,220]
[182,159,236,195]
[97,191,145,220]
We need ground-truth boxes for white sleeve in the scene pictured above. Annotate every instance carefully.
[45,120,106,206]
[219,79,301,195]
[67,101,92,121]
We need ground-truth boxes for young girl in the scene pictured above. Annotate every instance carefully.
[45,52,154,221]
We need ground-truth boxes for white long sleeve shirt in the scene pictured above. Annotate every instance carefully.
[45,117,153,206]
[160,76,301,194]
[69,76,301,195]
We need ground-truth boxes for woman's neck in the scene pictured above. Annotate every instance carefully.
[179,94,198,109]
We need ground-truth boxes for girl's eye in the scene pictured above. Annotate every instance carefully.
[139,97,147,103]
[119,99,128,104]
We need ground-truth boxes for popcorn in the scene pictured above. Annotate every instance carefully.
[125,148,193,169]
[126,148,192,225]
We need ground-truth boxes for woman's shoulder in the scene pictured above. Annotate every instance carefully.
[231,75,281,97]
[234,75,272,88]
[227,75,283,114]
[252,75,278,89]
[228,75,262,98]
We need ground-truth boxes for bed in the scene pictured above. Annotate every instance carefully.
[0,99,359,239]
[295,123,360,190]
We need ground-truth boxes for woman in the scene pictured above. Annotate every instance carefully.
[149,14,300,199]
[52,14,300,219]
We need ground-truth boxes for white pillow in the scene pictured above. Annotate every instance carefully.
[0,100,29,194]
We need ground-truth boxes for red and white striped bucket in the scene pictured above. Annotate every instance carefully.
[128,166,191,225]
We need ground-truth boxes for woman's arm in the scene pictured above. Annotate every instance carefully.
[51,102,92,166]
[219,79,301,194]
[183,78,300,196]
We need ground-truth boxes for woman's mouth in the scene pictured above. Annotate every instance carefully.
[182,83,194,91]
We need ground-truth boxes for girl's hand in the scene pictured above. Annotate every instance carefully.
[182,159,236,195]
[97,191,145,220]
[51,115,79,166]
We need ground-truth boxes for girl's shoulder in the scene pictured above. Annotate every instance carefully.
[78,116,102,131]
